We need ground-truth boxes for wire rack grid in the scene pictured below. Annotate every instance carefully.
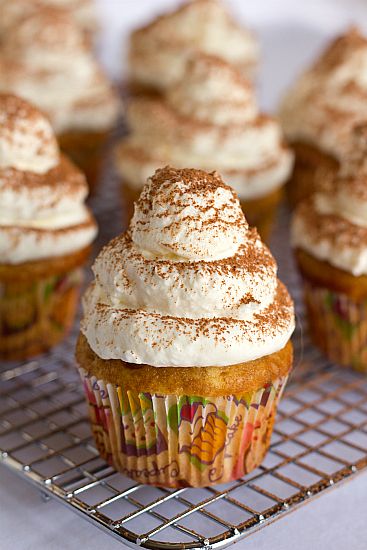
[1,157,367,549]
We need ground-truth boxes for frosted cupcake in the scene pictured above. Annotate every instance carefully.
[0,10,120,190]
[0,0,97,41]
[0,94,97,360]
[292,123,367,371]
[76,166,295,488]
[279,28,367,207]
[128,0,258,96]
[117,55,293,241]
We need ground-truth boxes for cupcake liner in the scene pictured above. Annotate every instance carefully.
[79,369,289,487]
[303,279,367,372]
[0,268,83,360]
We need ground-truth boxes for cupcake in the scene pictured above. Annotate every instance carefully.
[292,123,367,371]
[279,27,367,207]
[128,0,258,96]
[0,10,120,190]
[117,55,293,241]
[0,0,97,41]
[0,94,97,360]
[76,166,295,488]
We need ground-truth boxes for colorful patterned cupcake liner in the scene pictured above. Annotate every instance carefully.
[0,268,83,359]
[79,369,288,487]
[304,279,367,372]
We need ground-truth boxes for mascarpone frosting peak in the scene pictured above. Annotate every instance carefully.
[279,27,367,158]
[0,10,119,133]
[167,54,257,125]
[0,94,59,174]
[312,27,367,84]
[0,95,97,264]
[82,166,295,367]
[129,0,259,92]
[292,122,367,276]
[0,0,97,38]
[7,9,84,51]
[131,166,248,261]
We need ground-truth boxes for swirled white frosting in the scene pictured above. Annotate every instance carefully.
[279,27,367,159]
[82,166,294,367]
[292,123,367,276]
[117,55,293,201]
[0,95,97,264]
[0,0,97,38]
[0,10,119,134]
[129,0,259,92]
[0,96,59,174]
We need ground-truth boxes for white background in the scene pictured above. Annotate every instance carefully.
[1,1,367,548]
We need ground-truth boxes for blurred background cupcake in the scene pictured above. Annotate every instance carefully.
[292,123,367,372]
[279,27,367,208]
[0,9,120,191]
[0,0,98,42]
[76,166,294,488]
[0,94,97,360]
[128,0,259,96]
[117,55,293,241]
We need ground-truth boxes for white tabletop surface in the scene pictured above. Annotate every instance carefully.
[2,1,367,548]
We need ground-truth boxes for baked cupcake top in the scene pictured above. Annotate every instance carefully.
[0,0,97,39]
[117,54,293,201]
[279,27,367,160]
[128,0,259,93]
[82,166,294,367]
[0,10,119,134]
[292,123,367,276]
[0,94,97,264]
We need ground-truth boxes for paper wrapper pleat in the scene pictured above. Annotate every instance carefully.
[304,279,367,372]
[0,268,82,360]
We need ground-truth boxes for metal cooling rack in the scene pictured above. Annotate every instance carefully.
[1,152,367,549]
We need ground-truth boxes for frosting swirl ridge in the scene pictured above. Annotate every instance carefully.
[0,94,97,264]
[0,0,97,38]
[0,10,119,133]
[292,123,367,275]
[129,0,259,93]
[117,55,293,201]
[279,27,367,159]
[0,94,58,173]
